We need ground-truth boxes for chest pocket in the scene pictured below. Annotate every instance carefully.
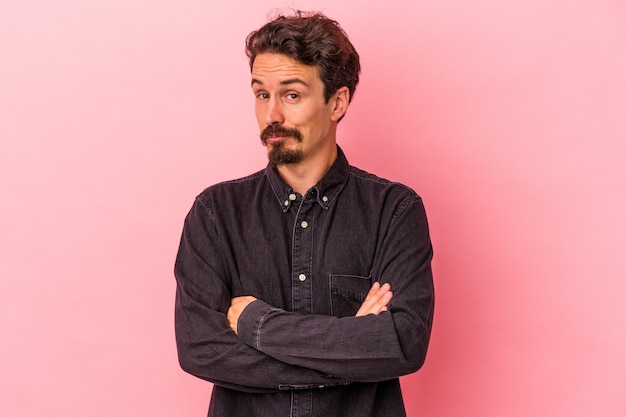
[329,274,371,317]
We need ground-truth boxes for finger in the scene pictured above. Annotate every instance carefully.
[226,307,238,333]
[372,290,393,314]
[382,290,393,305]
[357,282,381,314]
[227,296,257,334]
[356,283,392,316]
[366,281,381,297]
[360,283,385,310]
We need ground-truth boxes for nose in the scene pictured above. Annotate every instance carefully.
[265,97,285,126]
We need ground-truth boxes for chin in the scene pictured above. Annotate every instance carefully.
[268,147,303,166]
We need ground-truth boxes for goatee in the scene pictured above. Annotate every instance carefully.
[260,123,303,166]
[266,141,303,165]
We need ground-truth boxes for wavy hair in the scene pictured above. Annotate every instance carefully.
[245,11,361,104]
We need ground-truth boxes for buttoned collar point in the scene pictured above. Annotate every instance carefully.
[264,145,350,212]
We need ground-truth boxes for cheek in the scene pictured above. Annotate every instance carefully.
[288,107,316,128]
[309,112,331,133]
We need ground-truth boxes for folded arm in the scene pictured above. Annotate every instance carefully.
[228,197,434,383]
[228,282,393,333]
[175,199,350,392]
[175,192,433,389]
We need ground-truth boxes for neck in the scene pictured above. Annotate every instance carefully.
[277,146,338,195]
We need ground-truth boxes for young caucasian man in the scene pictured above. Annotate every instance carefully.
[174,11,434,417]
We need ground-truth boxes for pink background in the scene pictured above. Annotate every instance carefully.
[1,0,625,416]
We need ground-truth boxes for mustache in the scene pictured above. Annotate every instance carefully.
[261,124,302,143]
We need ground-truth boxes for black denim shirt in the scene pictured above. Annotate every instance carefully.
[175,147,434,417]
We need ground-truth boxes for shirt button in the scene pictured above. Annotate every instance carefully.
[301,221,308,229]
[298,274,307,282]
[322,196,328,202]
[289,193,297,201]
[284,200,289,206]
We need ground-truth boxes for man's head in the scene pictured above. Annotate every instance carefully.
[246,11,361,106]
[247,12,361,167]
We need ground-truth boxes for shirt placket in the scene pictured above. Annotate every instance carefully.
[291,192,315,315]
[290,192,316,417]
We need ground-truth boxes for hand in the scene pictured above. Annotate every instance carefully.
[227,296,257,335]
[355,282,393,317]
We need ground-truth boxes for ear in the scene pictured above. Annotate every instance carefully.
[330,86,350,122]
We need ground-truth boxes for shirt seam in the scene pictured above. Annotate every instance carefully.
[255,308,270,350]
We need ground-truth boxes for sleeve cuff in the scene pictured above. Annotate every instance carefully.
[237,299,282,350]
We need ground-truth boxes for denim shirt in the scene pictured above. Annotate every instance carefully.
[174,147,434,417]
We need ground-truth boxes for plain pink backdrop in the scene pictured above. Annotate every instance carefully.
[1,0,625,416]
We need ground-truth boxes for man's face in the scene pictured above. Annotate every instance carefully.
[251,53,345,166]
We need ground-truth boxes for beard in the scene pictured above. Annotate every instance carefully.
[266,141,303,165]
[260,123,303,166]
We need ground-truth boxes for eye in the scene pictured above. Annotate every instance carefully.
[256,92,269,100]
[286,93,300,101]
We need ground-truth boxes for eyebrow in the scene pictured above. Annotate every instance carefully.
[251,78,309,88]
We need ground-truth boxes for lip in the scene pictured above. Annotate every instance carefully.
[266,136,287,143]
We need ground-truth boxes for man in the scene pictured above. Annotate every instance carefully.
[175,11,434,417]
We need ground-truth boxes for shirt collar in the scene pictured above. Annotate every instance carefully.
[265,146,350,212]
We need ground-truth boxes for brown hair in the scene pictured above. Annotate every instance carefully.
[245,11,361,104]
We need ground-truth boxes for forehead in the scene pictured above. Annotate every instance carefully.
[251,53,321,86]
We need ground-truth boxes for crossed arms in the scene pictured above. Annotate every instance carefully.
[174,192,434,392]
[227,281,393,334]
